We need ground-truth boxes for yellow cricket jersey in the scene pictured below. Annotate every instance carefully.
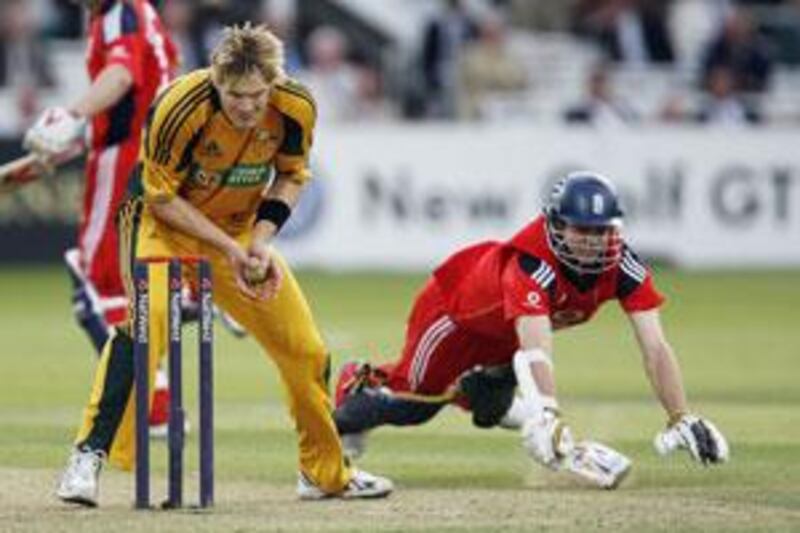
[135,68,316,235]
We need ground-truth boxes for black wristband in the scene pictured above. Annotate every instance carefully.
[255,198,292,232]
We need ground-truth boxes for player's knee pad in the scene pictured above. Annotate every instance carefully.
[458,364,517,429]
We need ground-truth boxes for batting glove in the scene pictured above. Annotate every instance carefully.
[521,408,574,469]
[24,107,86,158]
[654,413,729,465]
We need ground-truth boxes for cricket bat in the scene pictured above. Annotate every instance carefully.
[0,144,84,194]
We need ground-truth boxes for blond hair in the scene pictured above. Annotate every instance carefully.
[210,23,285,85]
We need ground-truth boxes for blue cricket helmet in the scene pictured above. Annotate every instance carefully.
[545,171,623,228]
[544,171,624,273]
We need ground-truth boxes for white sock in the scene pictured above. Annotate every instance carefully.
[154,368,169,389]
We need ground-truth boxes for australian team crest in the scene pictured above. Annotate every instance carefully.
[191,165,222,188]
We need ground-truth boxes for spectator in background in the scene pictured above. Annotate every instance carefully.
[353,63,394,121]
[509,0,580,32]
[421,0,478,118]
[563,65,639,126]
[457,10,529,121]
[701,8,773,94]
[697,65,761,125]
[194,0,232,63]
[669,0,732,67]
[0,0,56,130]
[162,0,206,72]
[161,0,266,72]
[573,0,675,65]
[45,0,84,39]
[261,0,303,74]
[297,26,361,122]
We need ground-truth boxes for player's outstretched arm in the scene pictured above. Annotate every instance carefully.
[511,315,574,469]
[628,309,729,465]
[70,63,134,119]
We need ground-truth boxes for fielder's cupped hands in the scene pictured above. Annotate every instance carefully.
[228,240,283,301]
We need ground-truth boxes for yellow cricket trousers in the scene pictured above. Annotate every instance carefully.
[74,198,351,493]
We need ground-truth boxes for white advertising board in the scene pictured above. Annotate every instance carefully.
[277,125,800,270]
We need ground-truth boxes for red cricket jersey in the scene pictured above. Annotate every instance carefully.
[432,215,664,342]
[86,0,177,149]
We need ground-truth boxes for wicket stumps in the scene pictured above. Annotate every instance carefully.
[133,256,214,510]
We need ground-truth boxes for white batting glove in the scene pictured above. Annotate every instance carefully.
[521,409,574,469]
[654,413,729,465]
[24,107,86,158]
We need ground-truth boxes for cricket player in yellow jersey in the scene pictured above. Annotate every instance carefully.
[56,23,393,507]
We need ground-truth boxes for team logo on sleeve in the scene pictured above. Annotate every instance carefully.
[525,291,543,309]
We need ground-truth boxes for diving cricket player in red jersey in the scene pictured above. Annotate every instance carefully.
[334,172,729,483]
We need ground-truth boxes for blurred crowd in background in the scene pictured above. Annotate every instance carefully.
[1,0,800,132]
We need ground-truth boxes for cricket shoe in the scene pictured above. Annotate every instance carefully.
[56,446,105,507]
[297,469,393,500]
[334,361,387,407]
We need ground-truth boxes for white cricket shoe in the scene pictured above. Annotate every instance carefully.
[341,432,367,459]
[56,447,105,507]
[297,469,393,500]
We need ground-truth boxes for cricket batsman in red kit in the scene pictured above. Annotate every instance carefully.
[334,172,729,486]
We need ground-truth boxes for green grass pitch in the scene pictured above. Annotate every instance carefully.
[0,266,798,532]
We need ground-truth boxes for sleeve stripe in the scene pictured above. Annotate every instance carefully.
[151,79,209,162]
[621,256,646,283]
[622,250,647,278]
[158,86,211,165]
[153,81,212,164]
[142,88,171,159]
[531,262,555,289]
[155,79,210,162]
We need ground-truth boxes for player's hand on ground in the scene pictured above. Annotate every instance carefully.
[654,413,729,465]
[23,107,86,158]
[521,408,574,469]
